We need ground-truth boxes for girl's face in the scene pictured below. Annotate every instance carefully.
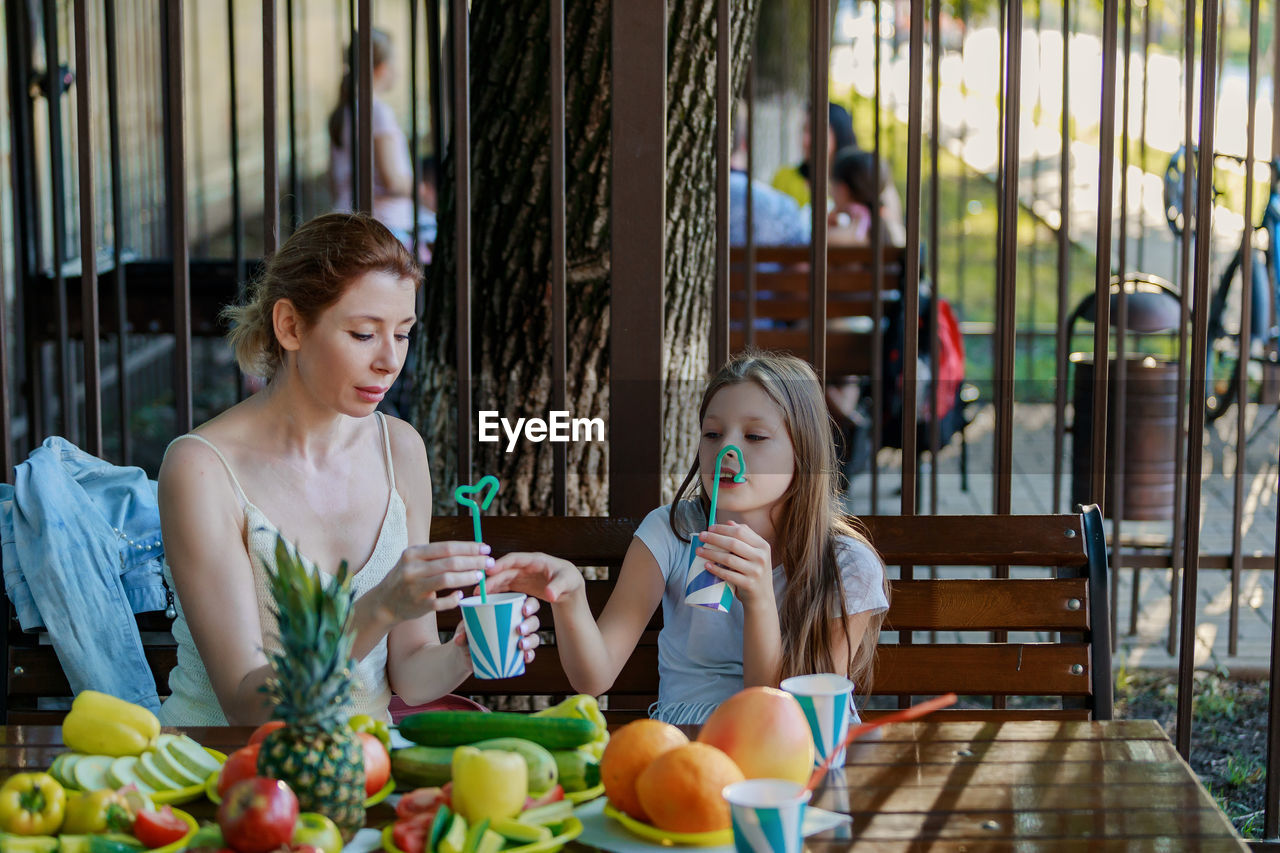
[287,269,416,416]
[699,381,796,519]
[832,180,853,211]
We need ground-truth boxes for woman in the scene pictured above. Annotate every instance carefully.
[158,212,540,725]
[827,147,906,247]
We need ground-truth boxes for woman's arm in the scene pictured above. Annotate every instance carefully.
[159,440,276,725]
[488,537,665,697]
[374,134,414,198]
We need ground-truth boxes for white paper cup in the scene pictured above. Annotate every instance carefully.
[723,779,811,853]
[683,534,735,612]
[460,592,527,679]
[781,673,855,767]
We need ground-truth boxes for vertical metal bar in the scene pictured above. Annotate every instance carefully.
[744,64,756,348]
[901,0,924,517]
[10,0,43,455]
[927,0,940,515]
[286,0,299,229]
[73,0,101,456]
[104,0,129,464]
[1175,0,1218,760]
[1052,0,1070,514]
[1111,0,1132,645]
[1136,0,1149,272]
[870,0,883,514]
[165,0,191,434]
[0,58,11,478]
[712,0,730,373]
[43,0,71,438]
[357,0,373,215]
[1168,0,1196,660]
[1229,0,1261,659]
[550,0,567,515]
[1268,464,1280,836]
[263,0,279,254]
[609,1,666,517]
[993,0,1021,519]
[227,0,245,295]
[411,0,421,268]
[453,0,473,487]
[808,0,829,382]
[1089,0,1120,516]
[427,0,444,167]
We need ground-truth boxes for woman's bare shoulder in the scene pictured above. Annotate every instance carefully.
[383,414,430,470]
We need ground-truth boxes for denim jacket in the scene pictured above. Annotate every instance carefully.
[0,436,168,712]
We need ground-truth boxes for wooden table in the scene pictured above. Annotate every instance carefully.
[0,719,1247,851]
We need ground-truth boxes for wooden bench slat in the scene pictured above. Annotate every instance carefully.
[862,515,1087,566]
[885,578,1089,631]
[873,644,1093,695]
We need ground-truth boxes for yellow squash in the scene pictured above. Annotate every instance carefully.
[61,691,159,757]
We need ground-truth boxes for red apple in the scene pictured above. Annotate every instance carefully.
[218,743,263,798]
[217,777,299,853]
[358,731,390,796]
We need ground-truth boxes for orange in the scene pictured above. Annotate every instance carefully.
[635,742,745,833]
[601,719,689,821]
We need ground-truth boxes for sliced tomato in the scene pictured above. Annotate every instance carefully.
[392,815,430,853]
[134,805,191,848]
[395,786,446,819]
[524,785,565,810]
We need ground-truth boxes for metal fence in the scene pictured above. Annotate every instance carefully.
[4,0,1280,843]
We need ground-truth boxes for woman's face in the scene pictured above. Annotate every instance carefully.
[288,269,416,416]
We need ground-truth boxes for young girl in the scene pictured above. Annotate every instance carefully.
[158,212,540,725]
[828,147,907,248]
[487,350,888,724]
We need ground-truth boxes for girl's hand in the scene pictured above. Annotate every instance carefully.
[486,552,586,604]
[375,541,494,624]
[451,595,543,663]
[697,522,775,607]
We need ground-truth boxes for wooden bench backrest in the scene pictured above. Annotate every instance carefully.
[729,244,907,376]
[4,509,1111,724]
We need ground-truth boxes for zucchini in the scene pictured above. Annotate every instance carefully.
[397,711,598,750]
[470,738,557,795]
[391,745,456,789]
[550,750,600,792]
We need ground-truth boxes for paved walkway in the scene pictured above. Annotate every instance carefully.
[841,402,1279,677]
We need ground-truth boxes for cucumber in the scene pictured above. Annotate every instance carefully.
[516,800,574,827]
[470,738,557,795]
[428,804,455,853]
[550,750,600,793]
[391,745,456,789]
[397,712,598,750]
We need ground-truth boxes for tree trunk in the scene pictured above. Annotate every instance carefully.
[412,0,759,515]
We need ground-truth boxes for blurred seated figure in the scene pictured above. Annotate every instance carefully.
[770,103,857,208]
[828,147,906,247]
[730,110,811,246]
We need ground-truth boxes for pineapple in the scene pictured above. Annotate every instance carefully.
[256,534,367,835]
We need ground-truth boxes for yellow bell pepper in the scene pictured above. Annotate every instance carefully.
[451,746,527,823]
[0,772,65,835]
[61,691,158,757]
[62,789,135,834]
[534,694,609,760]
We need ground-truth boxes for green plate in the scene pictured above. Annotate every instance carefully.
[603,802,733,847]
[382,816,584,853]
[64,748,226,807]
[564,783,604,805]
[206,772,395,809]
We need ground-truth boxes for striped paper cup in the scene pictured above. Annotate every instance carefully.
[683,534,735,613]
[460,592,527,679]
[723,779,811,853]
[781,673,855,767]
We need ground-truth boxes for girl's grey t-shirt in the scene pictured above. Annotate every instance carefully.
[636,500,888,725]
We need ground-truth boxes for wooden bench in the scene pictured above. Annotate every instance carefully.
[4,508,1112,723]
[729,244,906,376]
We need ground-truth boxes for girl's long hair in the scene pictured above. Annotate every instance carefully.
[668,349,889,695]
[327,29,394,149]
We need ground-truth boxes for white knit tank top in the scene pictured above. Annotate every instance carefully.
[158,412,406,725]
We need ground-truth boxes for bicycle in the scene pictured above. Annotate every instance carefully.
[1163,144,1280,422]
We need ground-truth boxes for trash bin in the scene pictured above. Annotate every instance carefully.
[1069,275,1182,521]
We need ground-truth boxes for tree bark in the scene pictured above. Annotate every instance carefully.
[412,0,759,516]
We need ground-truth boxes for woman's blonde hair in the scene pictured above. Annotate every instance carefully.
[222,212,421,380]
[669,349,889,695]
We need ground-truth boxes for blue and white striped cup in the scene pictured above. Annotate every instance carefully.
[460,592,527,679]
[723,779,811,853]
[781,673,855,767]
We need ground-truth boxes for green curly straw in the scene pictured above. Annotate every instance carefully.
[707,445,746,527]
[454,475,500,602]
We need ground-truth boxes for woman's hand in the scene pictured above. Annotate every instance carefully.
[697,521,775,607]
[374,541,494,625]
[451,596,544,663]
[486,552,586,605]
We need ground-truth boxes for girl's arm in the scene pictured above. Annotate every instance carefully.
[159,440,277,725]
[488,537,665,697]
[374,134,414,197]
[698,521,783,686]
[830,610,876,679]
